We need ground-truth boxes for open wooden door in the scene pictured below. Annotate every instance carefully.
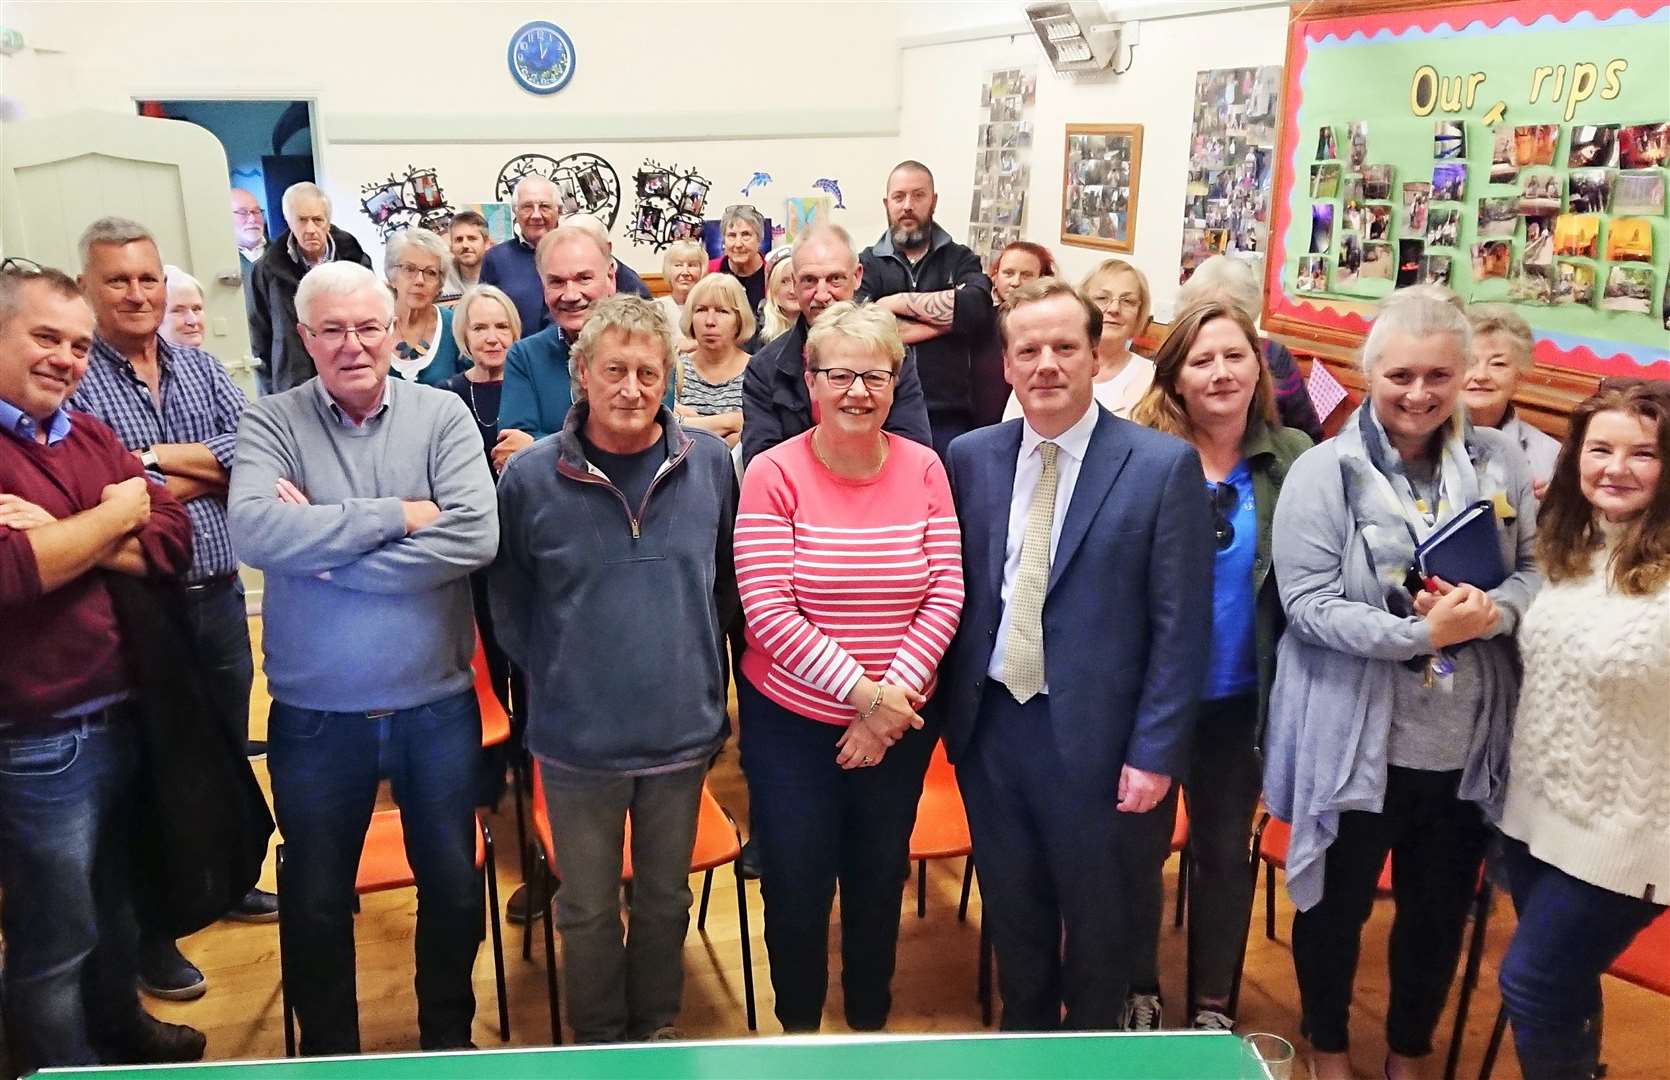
[0,109,255,390]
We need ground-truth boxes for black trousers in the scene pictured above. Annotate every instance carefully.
[738,676,934,1033]
[958,684,1130,1031]
[1292,766,1490,1056]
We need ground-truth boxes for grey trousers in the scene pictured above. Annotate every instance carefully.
[1125,693,1263,1007]
[540,760,705,1043]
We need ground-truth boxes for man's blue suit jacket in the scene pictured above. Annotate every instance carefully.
[940,407,1216,790]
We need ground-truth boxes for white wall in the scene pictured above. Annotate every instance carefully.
[0,1,906,272]
[898,4,1290,320]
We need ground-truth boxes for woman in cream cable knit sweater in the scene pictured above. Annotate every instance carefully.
[1497,380,1670,1080]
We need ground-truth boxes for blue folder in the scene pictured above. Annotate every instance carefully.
[1415,499,1508,591]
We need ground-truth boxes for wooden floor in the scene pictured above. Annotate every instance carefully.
[147,617,1668,1077]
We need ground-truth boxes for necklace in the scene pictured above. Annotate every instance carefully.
[465,380,500,429]
[811,428,888,478]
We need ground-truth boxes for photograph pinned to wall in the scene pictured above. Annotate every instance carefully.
[1612,171,1666,216]
[1362,164,1394,201]
[1316,126,1339,161]
[1310,163,1342,199]
[1553,213,1600,258]
[1434,120,1466,160]
[1601,264,1654,314]
[1607,217,1654,263]
[1366,204,1392,242]
[1432,163,1467,202]
[1420,254,1452,287]
[1554,260,1597,306]
[357,164,454,239]
[1569,169,1612,213]
[1402,181,1430,232]
[1568,124,1620,168]
[1062,124,1143,253]
[1523,214,1554,266]
[1336,233,1363,288]
[783,195,834,247]
[496,152,622,228]
[455,202,515,245]
[1471,239,1512,280]
[1309,203,1334,253]
[970,68,1039,263]
[1489,127,1518,183]
[1396,238,1424,287]
[1619,122,1670,169]
[628,159,712,251]
[1177,65,1281,280]
[1509,260,1552,304]
[1296,254,1329,292]
[1346,121,1368,168]
[1341,175,1364,210]
[1477,197,1518,238]
[1512,124,1559,167]
[1360,240,1394,280]
[1664,280,1670,331]
[1343,204,1364,235]
[1425,207,1459,247]
[1517,171,1560,215]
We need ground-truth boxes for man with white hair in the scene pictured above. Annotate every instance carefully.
[247,181,372,396]
[560,213,653,302]
[480,175,562,335]
[228,261,498,1055]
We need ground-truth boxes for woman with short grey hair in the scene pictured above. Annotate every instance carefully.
[1263,289,1540,1080]
[1464,304,1561,494]
[383,227,462,386]
[713,204,769,314]
[160,265,208,350]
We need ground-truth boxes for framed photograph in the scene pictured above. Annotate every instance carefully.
[1061,124,1144,253]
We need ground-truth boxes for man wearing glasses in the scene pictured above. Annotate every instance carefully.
[740,222,932,466]
[248,182,372,396]
[480,176,562,335]
[228,261,498,1055]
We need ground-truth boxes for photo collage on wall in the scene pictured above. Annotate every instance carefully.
[968,68,1038,264]
[1297,115,1667,323]
[1178,65,1282,283]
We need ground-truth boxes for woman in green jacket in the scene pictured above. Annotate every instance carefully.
[1121,299,1312,1033]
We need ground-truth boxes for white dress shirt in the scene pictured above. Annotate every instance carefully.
[987,399,1102,691]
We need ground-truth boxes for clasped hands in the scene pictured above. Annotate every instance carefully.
[1412,575,1500,649]
[836,678,927,771]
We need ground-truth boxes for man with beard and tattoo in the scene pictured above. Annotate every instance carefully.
[857,161,995,458]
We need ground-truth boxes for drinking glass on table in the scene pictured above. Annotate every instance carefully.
[1241,1032,1295,1080]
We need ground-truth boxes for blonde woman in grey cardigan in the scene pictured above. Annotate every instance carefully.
[1262,289,1540,1080]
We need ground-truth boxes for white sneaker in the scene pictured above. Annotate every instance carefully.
[1121,992,1163,1031]
[1192,1008,1235,1032]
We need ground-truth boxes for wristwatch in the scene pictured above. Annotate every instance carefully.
[140,447,160,470]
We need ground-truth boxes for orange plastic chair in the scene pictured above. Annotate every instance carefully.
[524,768,756,1044]
[278,634,510,1055]
[1252,812,1393,942]
[909,739,975,921]
[1477,906,1670,1079]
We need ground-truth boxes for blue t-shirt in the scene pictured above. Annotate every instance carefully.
[1205,459,1258,701]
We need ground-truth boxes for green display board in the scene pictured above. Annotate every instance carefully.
[1262,0,1670,381]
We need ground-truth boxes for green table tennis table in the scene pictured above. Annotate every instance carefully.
[42,1030,1272,1079]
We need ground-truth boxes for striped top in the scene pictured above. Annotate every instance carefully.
[736,430,964,725]
[677,354,747,416]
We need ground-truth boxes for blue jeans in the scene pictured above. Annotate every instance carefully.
[1498,836,1664,1080]
[0,713,145,1068]
[269,689,483,1055]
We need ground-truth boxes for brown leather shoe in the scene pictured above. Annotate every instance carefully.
[100,1012,207,1065]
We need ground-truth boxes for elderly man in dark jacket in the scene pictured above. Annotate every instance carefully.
[247,182,372,395]
[857,160,995,457]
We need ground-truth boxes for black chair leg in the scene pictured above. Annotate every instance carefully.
[733,858,757,1031]
[540,855,562,1045]
[917,859,928,919]
[1174,848,1189,928]
[1477,1006,1508,1080]
[697,869,714,932]
[1444,882,1493,1080]
[511,753,529,887]
[482,821,510,1042]
[277,845,296,1058]
[1265,863,1277,940]
[958,857,975,923]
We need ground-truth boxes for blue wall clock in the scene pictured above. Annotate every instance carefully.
[508,21,576,96]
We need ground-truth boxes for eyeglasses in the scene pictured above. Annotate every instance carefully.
[301,322,390,349]
[515,201,557,215]
[1209,480,1239,550]
[232,208,265,220]
[397,263,442,282]
[1089,292,1142,313]
[813,367,896,393]
[1,257,43,276]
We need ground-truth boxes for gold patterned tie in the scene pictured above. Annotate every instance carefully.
[1002,441,1058,703]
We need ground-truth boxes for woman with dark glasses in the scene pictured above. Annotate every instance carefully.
[1123,299,1311,1033]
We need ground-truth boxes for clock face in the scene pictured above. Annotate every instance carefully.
[507,21,575,95]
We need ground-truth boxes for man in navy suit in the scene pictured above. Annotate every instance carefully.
[942,278,1213,1031]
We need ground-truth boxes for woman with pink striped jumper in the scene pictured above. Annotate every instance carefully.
[735,301,965,1033]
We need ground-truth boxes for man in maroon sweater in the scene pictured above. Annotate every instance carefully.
[0,266,201,1069]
